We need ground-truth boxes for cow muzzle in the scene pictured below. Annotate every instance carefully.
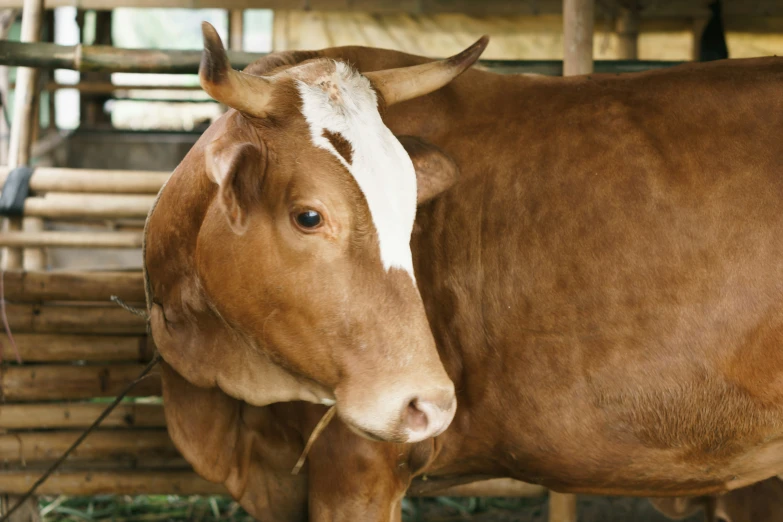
[336,381,457,444]
[402,387,457,442]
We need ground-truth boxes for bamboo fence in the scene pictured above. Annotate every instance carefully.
[0,264,547,499]
[0,40,682,75]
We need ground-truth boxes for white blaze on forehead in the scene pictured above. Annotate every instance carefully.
[293,61,418,278]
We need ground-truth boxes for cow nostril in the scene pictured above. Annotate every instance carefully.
[406,398,429,432]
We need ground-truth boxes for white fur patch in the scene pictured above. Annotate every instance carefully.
[294,61,418,278]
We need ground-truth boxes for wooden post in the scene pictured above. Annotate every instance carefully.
[616,1,639,60]
[563,0,594,76]
[0,9,17,166]
[228,9,243,51]
[554,2,594,520]
[45,8,55,131]
[549,492,578,522]
[2,0,44,272]
[78,9,113,128]
[691,18,709,61]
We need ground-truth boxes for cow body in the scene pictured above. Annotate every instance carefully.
[399,57,783,496]
[146,39,783,520]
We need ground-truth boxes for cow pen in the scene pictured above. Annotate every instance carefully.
[0,0,780,521]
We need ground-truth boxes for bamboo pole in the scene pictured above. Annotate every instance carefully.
[550,491,579,522]
[0,9,15,166]
[27,82,203,93]
[0,231,143,249]
[616,2,639,60]
[0,333,151,362]
[0,40,682,75]
[0,429,177,463]
[4,303,147,334]
[0,167,169,193]
[0,470,227,496]
[563,0,594,76]
[2,270,145,302]
[2,0,43,271]
[19,193,157,219]
[0,468,548,498]
[228,9,244,51]
[553,2,593,519]
[0,402,165,429]
[0,0,777,17]
[1,363,161,400]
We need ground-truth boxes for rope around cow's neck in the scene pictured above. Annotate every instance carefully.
[291,405,337,475]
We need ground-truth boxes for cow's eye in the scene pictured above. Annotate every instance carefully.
[295,210,322,229]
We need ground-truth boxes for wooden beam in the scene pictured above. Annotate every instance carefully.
[552,3,591,515]
[563,0,594,76]
[2,270,145,302]
[0,429,178,463]
[1,364,161,400]
[228,9,243,51]
[0,167,169,194]
[0,0,777,19]
[5,303,147,334]
[0,333,151,362]
[0,231,144,249]
[0,402,165,429]
[549,491,579,522]
[3,0,44,271]
[20,193,157,219]
[616,3,639,60]
[0,470,225,496]
[0,41,683,75]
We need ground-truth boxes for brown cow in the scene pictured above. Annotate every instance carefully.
[144,22,783,521]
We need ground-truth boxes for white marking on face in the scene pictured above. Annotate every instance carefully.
[294,61,418,279]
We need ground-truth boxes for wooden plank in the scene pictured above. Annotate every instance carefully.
[0,468,549,498]
[0,429,177,463]
[2,0,44,272]
[20,193,157,219]
[0,402,165,429]
[228,9,243,51]
[616,4,639,60]
[3,270,145,303]
[0,40,683,75]
[5,0,783,18]
[0,333,151,362]
[0,470,226,496]
[563,0,594,76]
[0,167,169,194]
[1,364,161,400]
[0,231,144,249]
[5,303,146,334]
[549,491,578,522]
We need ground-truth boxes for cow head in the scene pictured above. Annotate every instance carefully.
[147,23,487,445]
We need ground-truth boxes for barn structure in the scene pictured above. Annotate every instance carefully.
[0,0,781,520]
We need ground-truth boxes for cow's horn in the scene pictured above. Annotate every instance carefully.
[199,21,273,118]
[364,36,489,107]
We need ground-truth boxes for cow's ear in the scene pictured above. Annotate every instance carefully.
[160,361,308,520]
[398,135,459,206]
[205,138,266,234]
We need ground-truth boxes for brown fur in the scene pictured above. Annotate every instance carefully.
[322,129,353,164]
[147,42,783,521]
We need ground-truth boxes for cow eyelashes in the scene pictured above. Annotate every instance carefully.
[294,210,323,231]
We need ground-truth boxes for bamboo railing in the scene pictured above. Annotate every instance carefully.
[0,269,546,499]
[0,40,683,75]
